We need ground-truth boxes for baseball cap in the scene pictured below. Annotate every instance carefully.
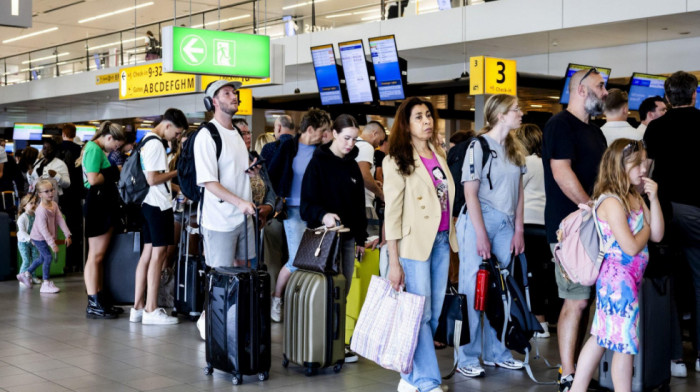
[205,80,243,99]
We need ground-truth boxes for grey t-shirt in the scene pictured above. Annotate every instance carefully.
[461,134,526,217]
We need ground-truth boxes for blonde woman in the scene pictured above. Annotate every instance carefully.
[456,94,528,377]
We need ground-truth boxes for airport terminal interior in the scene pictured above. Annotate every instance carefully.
[2,0,700,391]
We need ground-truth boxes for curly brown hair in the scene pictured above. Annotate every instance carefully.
[388,97,443,176]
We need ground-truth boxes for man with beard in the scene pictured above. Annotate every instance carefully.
[542,68,608,392]
[194,80,257,269]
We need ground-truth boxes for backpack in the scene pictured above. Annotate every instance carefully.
[447,136,493,215]
[553,194,620,286]
[118,135,167,205]
[177,122,221,202]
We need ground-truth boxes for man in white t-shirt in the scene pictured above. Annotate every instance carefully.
[194,80,258,269]
[355,121,386,238]
[600,88,642,145]
[637,95,667,135]
[131,108,188,325]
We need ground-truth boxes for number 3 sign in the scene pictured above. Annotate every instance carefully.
[469,56,517,96]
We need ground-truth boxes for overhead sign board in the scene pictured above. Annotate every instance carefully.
[236,89,253,115]
[119,63,196,100]
[0,0,32,28]
[96,73,120,85]
[469,56,517,96]
[162,26,270,78]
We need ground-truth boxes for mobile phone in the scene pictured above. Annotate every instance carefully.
[245,158,266,172]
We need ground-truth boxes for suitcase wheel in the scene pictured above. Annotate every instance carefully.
[203,365,213,375]
[333,363,342,373]
[304,367,315,377]
[282,355,289,368]
[232,374,242,385]
[257,371,269,381]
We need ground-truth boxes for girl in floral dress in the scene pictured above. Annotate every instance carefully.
[570,139,664,392]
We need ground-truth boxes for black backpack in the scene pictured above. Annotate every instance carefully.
[118,135,167,205]
[177,122,221,202]
[447,136,493,216]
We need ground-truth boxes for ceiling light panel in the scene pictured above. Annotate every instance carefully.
[3,27,59,44]
[78,2,154,24]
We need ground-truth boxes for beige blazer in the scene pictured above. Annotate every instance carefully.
[383,146,459,261]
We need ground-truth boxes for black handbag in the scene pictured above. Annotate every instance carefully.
[435,284,470,348]
[292,225,348,274]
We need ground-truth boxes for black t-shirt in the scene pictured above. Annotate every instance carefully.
[374,150,385,170]
[542,110,607,242]
[644,106,700,209]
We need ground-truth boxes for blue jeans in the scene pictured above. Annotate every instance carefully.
[456,204,515,367]
[283,206,307,273]
[400,231,450,392]
[27,240,53,280]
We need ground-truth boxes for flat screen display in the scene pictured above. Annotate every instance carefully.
[136,128,151,143]
[560,64,611,105]
[310,44,343,105]
[13,123,43,141]
[628,73,666,111]
[75,125,97,142]
[695,86,700,110]
[338,40,373,103]
[368,35,405,101]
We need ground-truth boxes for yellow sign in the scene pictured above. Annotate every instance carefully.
[237,88,253,115]
[96,73,119,85]
[201,75,272,88]
[119,63,196,100]
[469,56,517,96]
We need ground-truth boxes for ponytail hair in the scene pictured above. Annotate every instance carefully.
[477,94,527,167]
[76,121,126,167]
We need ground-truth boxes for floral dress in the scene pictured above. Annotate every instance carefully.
[591,206,648,355]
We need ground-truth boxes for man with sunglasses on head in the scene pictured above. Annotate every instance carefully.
[644,71,700,376]
[542,67,608,392]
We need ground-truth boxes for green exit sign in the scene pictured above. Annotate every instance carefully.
[162,26,270,78]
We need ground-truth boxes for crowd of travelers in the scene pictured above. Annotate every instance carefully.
[1,69,699,392]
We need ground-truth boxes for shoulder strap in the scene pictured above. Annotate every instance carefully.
[137,135,170,194]
[475,136,495,190]
[202,122,222,160]
[592,194,623,252]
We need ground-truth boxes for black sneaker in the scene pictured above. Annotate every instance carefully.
[344,347,358,363]
[559,373,574,392]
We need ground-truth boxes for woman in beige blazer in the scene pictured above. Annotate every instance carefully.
[384,97,458,392]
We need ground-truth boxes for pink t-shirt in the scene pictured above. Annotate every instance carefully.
[30,201,70,249]
[420,153,450,232]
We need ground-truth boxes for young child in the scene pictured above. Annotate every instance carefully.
[19,179,72,294]
[16,194,41,287]
[570,139,664,392]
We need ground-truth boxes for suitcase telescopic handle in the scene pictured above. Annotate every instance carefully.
[243,207,265,271]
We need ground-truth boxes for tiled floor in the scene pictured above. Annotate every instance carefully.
[0,274,697,392]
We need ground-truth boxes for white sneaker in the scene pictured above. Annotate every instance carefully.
[142,308,179,325]
[670,361,687,378]
[196,311,206,341]
[695,358,699,372]
[31,276,42,284]
[271,296,282,323]
[344,347,358,363]
[39,281,60,294]
[130,308,143,323]
[426,386,448,392]
[534,322,550,338]
[397,378,417,392]
[483,359,524,370]
[456,365,485,378]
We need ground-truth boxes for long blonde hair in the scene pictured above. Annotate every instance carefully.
[479,94,527,166]
[76,121,126,167]
[18,194,36,219]
[593,138,646,214]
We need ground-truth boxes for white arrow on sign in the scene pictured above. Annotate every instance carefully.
[12,0,19,16]
[180,35,206,66]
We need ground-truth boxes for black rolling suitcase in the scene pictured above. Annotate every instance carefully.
[173,202,206,320]
[103,231,142,304]
[0,212,18,281]
[598,276,672,392]
[204,211,271,385]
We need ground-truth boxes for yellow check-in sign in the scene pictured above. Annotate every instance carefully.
[119,62,196,100]
[469,56,517,96]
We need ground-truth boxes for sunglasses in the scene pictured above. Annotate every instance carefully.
[580,67,599,83]
[622,139,646,156]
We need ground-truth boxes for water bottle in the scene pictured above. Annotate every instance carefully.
[175,192,185,213]
[474,260,490,312]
